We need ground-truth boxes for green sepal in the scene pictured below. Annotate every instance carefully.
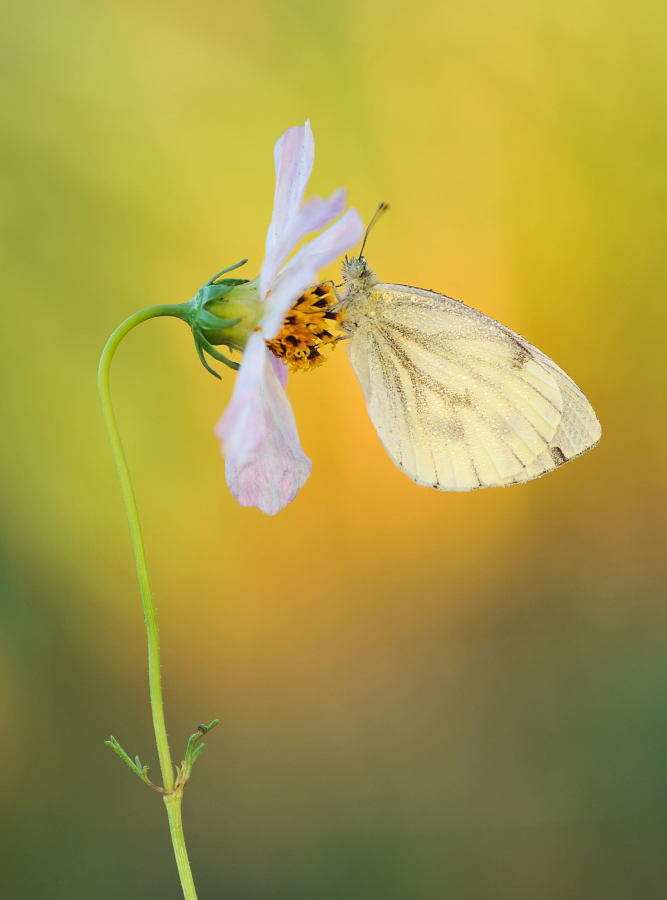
[206,259,248,284]
[197,309,242,331]
[199,282,235,304]
[194,339,222,380]
[212,277,249,287]
[197,334,240,370]
[199,280,248,305]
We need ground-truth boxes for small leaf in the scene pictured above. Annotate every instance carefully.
[191,744,205,764]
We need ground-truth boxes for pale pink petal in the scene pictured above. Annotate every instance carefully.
[215,331,267,466]
[260,208,365,340]
[265,121,314,259]
[268,348,289,388]
[215,332,311,515]
[260,188,347,299]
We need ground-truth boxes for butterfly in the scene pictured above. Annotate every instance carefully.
[337,210,601,492]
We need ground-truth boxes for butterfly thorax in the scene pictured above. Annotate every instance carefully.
[339,256,380,331]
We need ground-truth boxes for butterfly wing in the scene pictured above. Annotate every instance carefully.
[346,284,601,491]
[496,349,602,485]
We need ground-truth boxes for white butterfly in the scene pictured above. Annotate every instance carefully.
[338,235,601,492]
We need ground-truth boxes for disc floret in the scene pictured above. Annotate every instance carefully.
[267,282,343,372]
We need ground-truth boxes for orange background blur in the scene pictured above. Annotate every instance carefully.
[1,0,666,897]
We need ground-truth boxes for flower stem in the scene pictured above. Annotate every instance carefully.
[164,791,197,899]
[97,303,198,899]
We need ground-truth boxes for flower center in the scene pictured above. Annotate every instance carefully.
[266,282,344,373]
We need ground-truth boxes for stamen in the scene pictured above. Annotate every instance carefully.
[266,282,344,373]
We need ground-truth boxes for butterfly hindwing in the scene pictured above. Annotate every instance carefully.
[496,337,602,485]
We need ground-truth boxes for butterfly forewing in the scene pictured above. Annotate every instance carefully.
[346,283,600,491]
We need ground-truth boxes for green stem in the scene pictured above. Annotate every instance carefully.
[98,303,198,899]
[164,792,197,900]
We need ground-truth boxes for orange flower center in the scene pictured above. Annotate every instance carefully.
[266,282,344,373]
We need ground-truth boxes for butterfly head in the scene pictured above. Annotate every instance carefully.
[342,254,373,282]
[341,255,378,298]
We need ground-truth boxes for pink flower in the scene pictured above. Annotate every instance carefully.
[214,122,364,515]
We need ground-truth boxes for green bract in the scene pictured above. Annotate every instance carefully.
[184,260,265,378]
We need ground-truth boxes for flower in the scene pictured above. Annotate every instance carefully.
[214,122,364,515]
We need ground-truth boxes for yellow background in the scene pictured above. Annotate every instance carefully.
[1,0,666,897]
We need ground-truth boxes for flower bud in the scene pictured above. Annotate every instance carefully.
[184,261,266,377]
[197,277,263,351]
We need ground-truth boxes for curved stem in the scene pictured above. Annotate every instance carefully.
[98,303,198,899]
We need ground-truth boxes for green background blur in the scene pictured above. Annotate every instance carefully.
[1,0,666,897]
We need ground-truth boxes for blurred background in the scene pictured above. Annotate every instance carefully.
[1,0,666,897]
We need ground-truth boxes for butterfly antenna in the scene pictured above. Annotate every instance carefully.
[359,202,389,258]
